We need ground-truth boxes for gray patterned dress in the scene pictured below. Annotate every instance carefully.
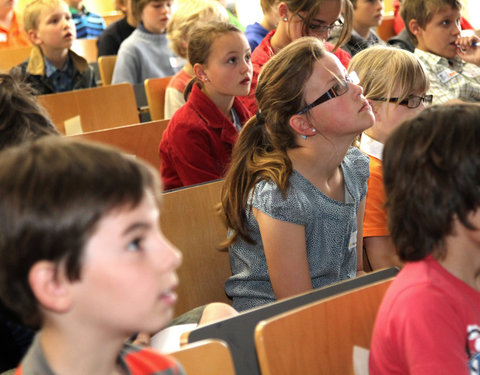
[225,147,369,311]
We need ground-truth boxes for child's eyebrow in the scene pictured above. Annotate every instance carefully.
[122,222,151,235]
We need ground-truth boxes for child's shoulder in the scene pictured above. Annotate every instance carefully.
[121,342,185,374]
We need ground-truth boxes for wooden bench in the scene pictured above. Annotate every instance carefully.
[69,119,168,170]
[255,276,394,375]
[37,83,140,134]
[145,76,173,120]
[186,267,398,375]
[160,180,232,318]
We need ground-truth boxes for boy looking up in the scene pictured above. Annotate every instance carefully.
[11,0,96,95]
[402,0,480,104]
[0,136,185,375]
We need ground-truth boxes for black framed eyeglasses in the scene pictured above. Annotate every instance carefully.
[297,14,344,35]
[372,95,433,109]
[296,72,360,115]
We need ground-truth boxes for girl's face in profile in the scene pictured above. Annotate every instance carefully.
[300,53,374,137]
[199,31,253,100]
[287,0,341,42]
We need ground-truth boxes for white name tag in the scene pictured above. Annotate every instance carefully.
[0,33,7,43]
[349,230,358,252]
[437,69,458,83]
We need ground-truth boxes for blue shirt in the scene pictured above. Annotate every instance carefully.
[44,55,74,92]
[245,22,268,52]
[70,5,106,39]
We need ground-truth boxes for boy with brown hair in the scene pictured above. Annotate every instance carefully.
[0,136,185,375]
[369,104,480,374]
[11,0,96,95]
[402,0,480,104]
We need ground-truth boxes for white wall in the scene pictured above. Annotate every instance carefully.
[463,0,480,29]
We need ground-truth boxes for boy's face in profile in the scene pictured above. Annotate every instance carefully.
[141,0,173,34]
[414,5,461,59]
[67,190,181,336]
[30,2,76,51]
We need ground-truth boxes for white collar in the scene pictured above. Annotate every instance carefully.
[359,132,384,161]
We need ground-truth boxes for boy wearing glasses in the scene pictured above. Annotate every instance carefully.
[330,0,385,57]
[402,0,480,104]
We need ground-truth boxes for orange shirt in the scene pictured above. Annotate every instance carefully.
[360,133,389,238]
[0,12,30,49]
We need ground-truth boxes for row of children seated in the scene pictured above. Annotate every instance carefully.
[0,64,479,374]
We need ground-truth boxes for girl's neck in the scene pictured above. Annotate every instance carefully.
[287,138,351,200]
[201,86,235,119]
[270,24,289,54]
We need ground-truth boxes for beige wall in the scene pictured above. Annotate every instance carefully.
[15,0,116,15]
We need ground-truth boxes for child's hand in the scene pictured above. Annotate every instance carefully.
[456,35,480,66]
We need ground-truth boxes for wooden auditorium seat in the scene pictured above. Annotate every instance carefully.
[71,38,98,63]
[185,267,398,375]
[144,76,173,120]
[168,339,236,375]
[69,119,169,170]
[160,179,232,318]
[98,55,117,86]
[37,83,140,134]
[254,276,395,375]
[0,46,32,72]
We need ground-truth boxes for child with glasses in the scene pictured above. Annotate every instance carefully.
[221,36,374,312]
[238,0,353,114]
[369,104,480,374]
[329,0,385,57]
[348,45,430,271]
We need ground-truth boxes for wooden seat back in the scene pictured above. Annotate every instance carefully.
[186,267,398,375]
[37,83,140,134]
[69,119,168,170]
[98,55,117,86]
[160,180,232,317]
[0,46,32,71]
[145,76,173,120]
[169,339,236,375]
[254,277,394,375]
[71,38,98,63]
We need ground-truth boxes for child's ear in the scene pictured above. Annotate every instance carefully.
[408,19,422,38]
[29,261,73,314]
[193,63,209,83]
[27,29,42,46]
[278,2,289,22]
[289,114,317,138]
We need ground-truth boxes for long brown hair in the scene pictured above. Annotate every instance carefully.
[220,37,326,247]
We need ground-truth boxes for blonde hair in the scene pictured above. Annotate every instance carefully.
[221,37,326,246]
[348,45,429,107]
[23,0,66,31]
[167,0,228,58]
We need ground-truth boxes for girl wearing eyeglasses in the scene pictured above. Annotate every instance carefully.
[238,0,354,114]
[348,45,431,271]
[221,37,375,312]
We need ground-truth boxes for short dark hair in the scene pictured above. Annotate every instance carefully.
[401,0,462,45]
[383,104,480,261]
[0,137,162,326]
[0,73,58,150]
